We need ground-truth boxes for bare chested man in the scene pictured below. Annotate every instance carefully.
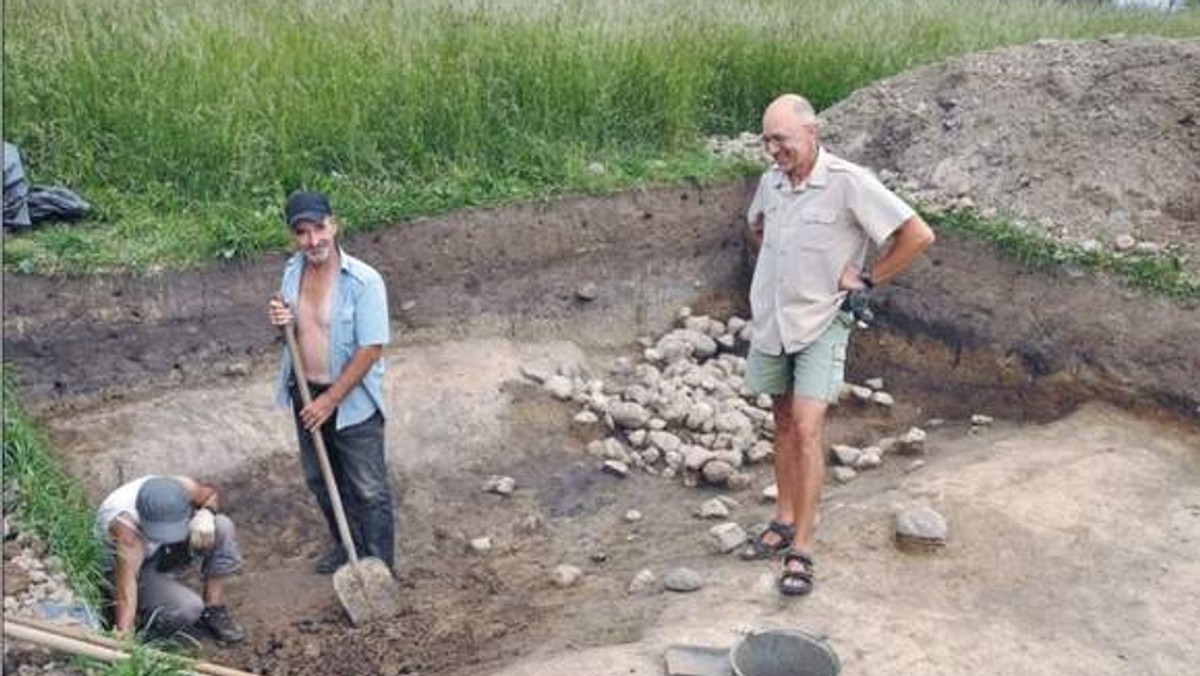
[267,190,395,574]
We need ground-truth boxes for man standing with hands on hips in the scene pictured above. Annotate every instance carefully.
[268,190,396,575]
[739,94,935,596]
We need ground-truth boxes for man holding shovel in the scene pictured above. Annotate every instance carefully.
[268,190,396,576]
[740,94,934,596]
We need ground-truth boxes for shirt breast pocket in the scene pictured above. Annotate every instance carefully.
[796,207,844,252]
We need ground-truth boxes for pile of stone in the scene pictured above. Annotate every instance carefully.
[3,484,93,676]
[524,309,774,491]
[524,308,941,493]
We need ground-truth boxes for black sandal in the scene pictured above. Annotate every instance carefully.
[778,548,815,596]
[739,520,796,560]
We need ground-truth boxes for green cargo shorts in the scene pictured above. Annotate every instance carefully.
[745,311,853,403]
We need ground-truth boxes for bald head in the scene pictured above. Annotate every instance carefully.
[763,94,818,127]
[761,94,821,184]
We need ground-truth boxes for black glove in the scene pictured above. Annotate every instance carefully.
[840,290,874,326]
[154,541,195,573]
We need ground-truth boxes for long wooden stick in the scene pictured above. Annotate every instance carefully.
[282,321,362,568]
[3,617,256,676]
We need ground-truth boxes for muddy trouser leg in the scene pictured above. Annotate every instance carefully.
[294,388,365,554]
[330,411,395,570]
[137,563,204,639]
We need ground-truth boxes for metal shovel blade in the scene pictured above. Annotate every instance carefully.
[332,557,404,626]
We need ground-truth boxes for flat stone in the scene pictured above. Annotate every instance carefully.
[895,506,948,550]
[864,377,885,390]
[708,522,748,553]
[761,484,779,503]
[830,444,862,466]
[602,460,629,477]
[663,567,704,592]
[574,282,599,301]
[573,410,600,425]
[830,466,857,483]
[698,498,730,519]
[624,509,643,523]
[482,475,516,496]
[871,391,895,407]
[469,537,493,554]
[970,414,995,426]
[610,401,650,429]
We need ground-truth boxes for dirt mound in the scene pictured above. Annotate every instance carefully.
[821,36,1200,272]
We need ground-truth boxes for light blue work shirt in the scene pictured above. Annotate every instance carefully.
[274,249,390,429]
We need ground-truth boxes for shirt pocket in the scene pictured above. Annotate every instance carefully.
[796,208,841,255]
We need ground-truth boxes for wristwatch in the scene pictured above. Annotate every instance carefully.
[859,271,875,290]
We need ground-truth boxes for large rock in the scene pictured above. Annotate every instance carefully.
[895,506,948,550]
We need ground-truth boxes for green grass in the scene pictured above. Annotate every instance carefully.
[4,0,1199,273]
[928,208,1200,299]
[2,367,105,608]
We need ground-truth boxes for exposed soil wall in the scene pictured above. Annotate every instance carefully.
[3,182,753,410]
[5,181,1198,422]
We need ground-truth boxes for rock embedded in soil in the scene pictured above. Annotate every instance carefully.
[574,282,599,301]
[552,564,584,588]
[830,466,858,483]
[544,375,574,399]
[469,537,493,554]
[761,484,779,502]
[624,509,643,523]
[897,427,928,455]
[701,460,735,486]
[831,444,863,467]
[602,460,630,477]
[895,506,949,550]
[971,414,995,426]
[698,498,730,519]
[709,522,748,553]
[482,475,516,496]
[663,567,705,592]
[628,568,659,595]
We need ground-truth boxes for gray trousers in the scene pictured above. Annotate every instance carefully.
[103,514,242,636]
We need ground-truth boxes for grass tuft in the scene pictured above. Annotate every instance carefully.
[927,208,1200,299]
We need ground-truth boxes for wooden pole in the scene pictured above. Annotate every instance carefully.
[3,617,258,676]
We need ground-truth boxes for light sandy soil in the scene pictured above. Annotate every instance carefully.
[42,338,1200,676]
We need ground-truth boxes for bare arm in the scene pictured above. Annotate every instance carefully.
[298,345,383,431]
[172,475,219,511]
[108,518,145,636]
[840,214,935,290]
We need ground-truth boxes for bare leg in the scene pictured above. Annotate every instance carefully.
[769,393,800,540]
[202,575,225,607]
[786,396,828,551]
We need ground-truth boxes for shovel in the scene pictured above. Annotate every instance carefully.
[280,318,402,625]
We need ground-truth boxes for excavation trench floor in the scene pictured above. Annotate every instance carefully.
[43,338,1200,676]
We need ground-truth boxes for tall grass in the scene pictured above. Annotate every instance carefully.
[4,0,1198,272]
[1,366,105,608]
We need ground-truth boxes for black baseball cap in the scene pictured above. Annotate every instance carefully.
[284,190,333,228]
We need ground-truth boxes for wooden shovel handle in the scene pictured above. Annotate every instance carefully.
[278,302,361,566]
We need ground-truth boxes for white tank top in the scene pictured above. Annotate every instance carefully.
[94,476,164,559]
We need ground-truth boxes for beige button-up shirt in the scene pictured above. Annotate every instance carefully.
[747,148,914,354]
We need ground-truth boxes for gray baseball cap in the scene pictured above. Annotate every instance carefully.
[135,477,191,544]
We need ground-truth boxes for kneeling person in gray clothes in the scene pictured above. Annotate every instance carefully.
[95,475,246,643]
